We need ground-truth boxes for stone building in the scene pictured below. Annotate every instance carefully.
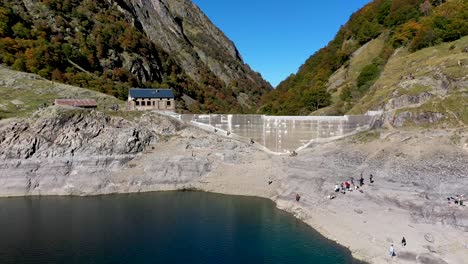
[127,88,175,111]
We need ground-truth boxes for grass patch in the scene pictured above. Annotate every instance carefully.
[351,130,380,143]
[103,110,145,121]
[347,36,468,117]
[442,65,468,79]
[0,87,57,119]
[398,84,433,96]
[0,67,125,120]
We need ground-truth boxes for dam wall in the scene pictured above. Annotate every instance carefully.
[173,112,382,153]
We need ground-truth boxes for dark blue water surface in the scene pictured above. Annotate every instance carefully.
[0,192,363,264]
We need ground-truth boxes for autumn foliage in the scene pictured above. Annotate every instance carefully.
[0,0,256,113]
[261,0,467,115]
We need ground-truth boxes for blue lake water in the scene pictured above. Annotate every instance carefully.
[0,192,364,264]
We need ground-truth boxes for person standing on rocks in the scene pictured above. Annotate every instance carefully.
[359,175,364,187]
[389,244,395,257]
[401,237,406,247]
[334,184,340,192]
[370,174,374,184]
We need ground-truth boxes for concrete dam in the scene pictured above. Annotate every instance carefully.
[174,112,382,153]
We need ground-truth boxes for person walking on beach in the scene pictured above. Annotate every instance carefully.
[401,237,406,247]
[389,244,395,257]
[295,193,301,202]
[345,181,351,190]
[334,184,340,192]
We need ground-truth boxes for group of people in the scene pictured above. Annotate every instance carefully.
[333,173,374,195]
[447,195,464,206]
[389,237,407,257]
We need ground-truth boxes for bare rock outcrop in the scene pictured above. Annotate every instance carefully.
[0,108,204,196]
[107,0,271,97]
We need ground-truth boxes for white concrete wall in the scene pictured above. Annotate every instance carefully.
[177,113,381,153]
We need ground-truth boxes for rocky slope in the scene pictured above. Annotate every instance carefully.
[261,0,467,117]
[0,106,268,196]
[0,108,176,196]
[274,128,468,263]
[109,0,268,90]
[332,36,468,128]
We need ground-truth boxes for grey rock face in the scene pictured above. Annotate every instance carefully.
[385,92,434,111]
[0,111,155,159]
[0,109,190,196]
[109,0,270,90]
[392,111,445,127]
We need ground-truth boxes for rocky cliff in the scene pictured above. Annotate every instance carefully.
[0,105,265,197]
[109,0,261,86]
[108,0,271,104]
[0,108,173,196]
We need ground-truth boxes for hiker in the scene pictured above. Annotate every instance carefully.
[295,193,301,202]
[389,244,395,257]
[459,195,464,206]
[334,184,340,192]
[359,175,364,187]
[370,174,374,184]
[345,181,351,190]
[401,237,406,247]
[290,150,298,157]
[340,183,346,193]
[350,177,355,186]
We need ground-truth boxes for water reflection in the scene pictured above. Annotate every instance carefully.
[0,192,364,264]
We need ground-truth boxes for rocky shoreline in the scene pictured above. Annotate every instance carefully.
[1,110,467,264]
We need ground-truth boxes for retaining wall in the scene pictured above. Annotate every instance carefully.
[173,112,381,153]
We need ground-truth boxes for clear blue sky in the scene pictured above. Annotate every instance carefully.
[192,0,371,87]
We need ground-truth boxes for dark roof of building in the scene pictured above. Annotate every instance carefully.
[129,88,174,99]
[54,99,97,107]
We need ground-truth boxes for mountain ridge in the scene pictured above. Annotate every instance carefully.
[260,0,467,121]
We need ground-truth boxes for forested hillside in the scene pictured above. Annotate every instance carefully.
[0,0,271,113]
[260,0,467,115]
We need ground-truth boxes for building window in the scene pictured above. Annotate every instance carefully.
[167,101,171,106]
[153,101,156,106]
[135,101,140,106]
[142,101,146,106]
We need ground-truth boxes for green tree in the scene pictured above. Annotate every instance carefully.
[12,22,30,38]
[357,63,381,94]
[302,86,332,112]
[12,58,26,71]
